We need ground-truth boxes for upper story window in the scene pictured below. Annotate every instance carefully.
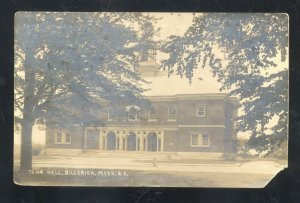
[149,106,157,121]
[107,108,116,121]
[168,106,177,121]
[55,130,71,144]
[127,106,140,121]
[196,105,206,117]
[190,133,210,147]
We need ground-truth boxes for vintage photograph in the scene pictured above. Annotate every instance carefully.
[14,12,288,187]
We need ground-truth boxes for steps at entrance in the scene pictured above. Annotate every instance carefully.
[83,151,178,159]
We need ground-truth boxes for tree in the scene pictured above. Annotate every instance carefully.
[160,13,288,157]
[14,12,157,171]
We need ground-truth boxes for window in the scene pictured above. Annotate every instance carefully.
[169,135,174,145]
[65,132,71,143]
[141,50,156,61]
[55,131,71,144]
[202,134,210,146]
[149,106,157,121]
[107,108,116,121]
[196,105,206,117]
[127,106,140,121]
[168,106,177,121]
[191,134,198,145]
[56,132,62,143]
[190,133,210,147]
[148,50,156,61]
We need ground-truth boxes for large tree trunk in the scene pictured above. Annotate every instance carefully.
[19,64,35,172]
[20,117,34,172]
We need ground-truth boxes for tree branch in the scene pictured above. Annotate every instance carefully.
[14,100,24,113]
[14,116,23,124]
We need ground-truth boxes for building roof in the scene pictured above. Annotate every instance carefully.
[141,71,226,96]
[144,93,239,107]
[145,93,228,101]
[137,57,226,96]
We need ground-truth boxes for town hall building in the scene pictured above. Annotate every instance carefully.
[44,51,239,158]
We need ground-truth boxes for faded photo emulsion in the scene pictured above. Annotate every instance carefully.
[14,12,288,187]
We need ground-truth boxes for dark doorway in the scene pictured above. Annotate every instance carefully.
[127,132,137,151]
[147,132,158,151]
[107,132,116,150]
[86,130,100,149]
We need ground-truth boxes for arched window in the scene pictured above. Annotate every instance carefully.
[107,132,117,150]
[127,132,137,151]
[126,106,140,121]
[147,132,158,151]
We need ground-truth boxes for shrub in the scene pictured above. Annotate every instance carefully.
[222,152,237,161]
[32,144,44,156]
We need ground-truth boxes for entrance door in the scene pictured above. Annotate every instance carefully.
[86,130,99,149]
[107,132,116,150]
[127,132,136,151]
[147,132,158,151]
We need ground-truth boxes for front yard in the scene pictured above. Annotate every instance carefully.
[14,154,286,187]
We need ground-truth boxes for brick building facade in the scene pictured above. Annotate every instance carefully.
[45,93,239,156]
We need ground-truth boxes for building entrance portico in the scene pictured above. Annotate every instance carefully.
[85,127,165,152]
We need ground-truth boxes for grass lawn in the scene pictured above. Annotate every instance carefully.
[14,167,274,188]
[13,154,286,188]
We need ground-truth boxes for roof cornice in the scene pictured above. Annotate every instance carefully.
[144,93,228,101]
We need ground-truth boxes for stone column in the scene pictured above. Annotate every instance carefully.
[119,136,123,151]
[140,136,144,151]
[104,136,107,150]
[116,136,119,150]
[123,137,126,150]
[124,135,127,151]
[161,131,164,152]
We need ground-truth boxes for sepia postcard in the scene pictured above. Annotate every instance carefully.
[14,12,288,187]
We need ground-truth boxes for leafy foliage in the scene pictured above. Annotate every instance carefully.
[14,12,157,170]
[15,12,156,128]
[161,13,288,155]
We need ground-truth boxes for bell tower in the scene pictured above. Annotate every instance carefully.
[136,50,161,77]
